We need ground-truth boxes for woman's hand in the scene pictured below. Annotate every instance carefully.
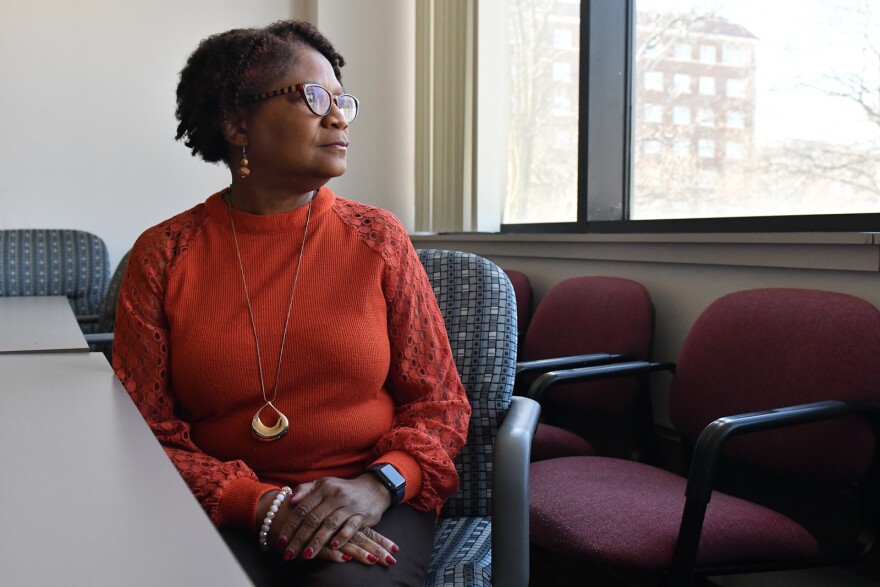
[257,475,398,566]
[310,525,398,565]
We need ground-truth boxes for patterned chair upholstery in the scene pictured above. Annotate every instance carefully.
[96,250,130,333]
[418,249,541,587]
[0,229,110,333]
[84,250,131,357]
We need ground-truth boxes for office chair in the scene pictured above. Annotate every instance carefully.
[515,275,655,462]
[419,249,540,587]
[502,268,533,344]
[0,228,110,332]
[83,250,131,357]
[529,288,880,586]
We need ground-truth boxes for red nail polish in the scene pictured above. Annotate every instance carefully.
[390,544,399,553]
[277,537,288,549]
[341,554,352,561]
[386,555,397,565]
[303,547,314,560]
[366,554,379,563]
[283,550,294,561]
[330,540,339,549]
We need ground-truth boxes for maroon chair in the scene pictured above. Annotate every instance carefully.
[516,276,655,462]
[530,288,880,586]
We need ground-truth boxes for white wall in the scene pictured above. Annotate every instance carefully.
[311,0,416,229]
[0,0,415,269]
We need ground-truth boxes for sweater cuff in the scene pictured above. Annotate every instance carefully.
[372,451,423,503]
[215,477,280,531]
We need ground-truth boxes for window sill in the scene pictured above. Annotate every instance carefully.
[408,232,880,272]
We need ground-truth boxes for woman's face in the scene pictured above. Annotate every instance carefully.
[243,44,350,189]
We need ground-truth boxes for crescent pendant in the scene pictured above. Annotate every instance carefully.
[251,402,290,441]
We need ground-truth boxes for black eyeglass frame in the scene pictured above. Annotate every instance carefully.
[250,83,359,122]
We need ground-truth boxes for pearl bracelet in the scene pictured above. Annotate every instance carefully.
[259,486,292,551]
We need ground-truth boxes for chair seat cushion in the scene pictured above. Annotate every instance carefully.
[530,456,818,570]
[531,423,595,462]
[425,516,492,587]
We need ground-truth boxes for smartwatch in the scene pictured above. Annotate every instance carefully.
[366,463,406,506]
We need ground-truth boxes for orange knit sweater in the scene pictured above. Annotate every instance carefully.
[112,187,469,530]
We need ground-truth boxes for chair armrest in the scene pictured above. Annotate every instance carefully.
[492,396,541,587]
[76,314,100,324]
[526,360,675,402]
[515,353,629,376]
[685,399,855,504]
[83,333,114,345]
[671,399,859,580]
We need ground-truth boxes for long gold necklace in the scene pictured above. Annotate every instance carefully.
[227,188,314,442]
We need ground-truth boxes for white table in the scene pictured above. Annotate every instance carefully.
[0,353,253,586]
[0,296,90,353]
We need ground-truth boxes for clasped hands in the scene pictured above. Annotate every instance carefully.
[257,473,398,566]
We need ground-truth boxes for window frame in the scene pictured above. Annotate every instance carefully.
[500,0,880,234]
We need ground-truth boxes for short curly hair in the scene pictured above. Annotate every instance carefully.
[175,20,346,164]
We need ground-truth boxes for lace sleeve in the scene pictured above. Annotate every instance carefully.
[330,199,471,510]
[111,225,265,526]
[377,235,471,511]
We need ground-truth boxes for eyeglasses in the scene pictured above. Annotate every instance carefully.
[251,83,359,123]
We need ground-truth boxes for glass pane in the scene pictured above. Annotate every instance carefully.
[632,0,880,220]
[503,0,580,224]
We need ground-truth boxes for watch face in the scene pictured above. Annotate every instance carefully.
[378,463,405,488]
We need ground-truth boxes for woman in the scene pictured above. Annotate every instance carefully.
[112,20,470,586]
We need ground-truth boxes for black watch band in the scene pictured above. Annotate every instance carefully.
[366,463,406,506]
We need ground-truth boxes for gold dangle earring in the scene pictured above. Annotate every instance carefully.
[238,146,251,178]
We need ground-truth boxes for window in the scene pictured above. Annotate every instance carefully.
[673,106,691,125]
[698,76,716,95]
[723,44,751,66]
[554,28,573,48]
[698,138,715,158]
[699,44,717,63]
[492,0,580,226]
[644,71,663,91]
[674,43,692,60]
[673,73,691,93]
[726,111,745,128]
[627,0,880,227]
[447,0,880,233]
[644,103,663,123]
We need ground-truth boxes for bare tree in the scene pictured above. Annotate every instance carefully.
[762,0,880,202]
[505,0,577,223]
